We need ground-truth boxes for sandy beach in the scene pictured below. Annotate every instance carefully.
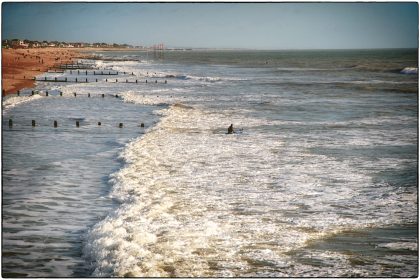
[2,48,89,95]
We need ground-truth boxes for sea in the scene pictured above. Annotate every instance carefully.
[2,49,418,277]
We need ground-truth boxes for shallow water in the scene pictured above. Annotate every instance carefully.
[2,49,418,277]
[2,89,159,277]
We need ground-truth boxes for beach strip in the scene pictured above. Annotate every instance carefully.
[2,48,90,95]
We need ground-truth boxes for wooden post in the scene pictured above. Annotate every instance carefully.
[119,123,123,128]
[17,90,20,96]
[46,91,49,96]
[96,79,98,82]
[116,79,118,83]
[74,92,77,97]
[76,121,80,127]
[98,121,101,126]
[31,90,34,96]
[140,123,144,128]
[102,94,105,98]
[115,94,119,98]
[32,120,36,127]
[54,120,58,128]
[136,80,138,83]
[8,119,12,127]
[106,79,108,82]
[60,92,63,96]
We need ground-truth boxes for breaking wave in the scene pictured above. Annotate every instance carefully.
[84,97,417,277]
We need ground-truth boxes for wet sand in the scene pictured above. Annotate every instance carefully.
[2,48,90,95]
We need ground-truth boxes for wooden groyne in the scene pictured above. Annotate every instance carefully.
[5,90,166,97]
[34,77,167,84]
[69,70,118,75]
[6,118,147,129]
[90,57,141,62]
[66,70,135,76]
[57,64,96,70]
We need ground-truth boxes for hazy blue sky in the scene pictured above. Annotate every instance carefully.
[2,2,418,49]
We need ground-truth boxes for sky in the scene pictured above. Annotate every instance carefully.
[2,2,418,49]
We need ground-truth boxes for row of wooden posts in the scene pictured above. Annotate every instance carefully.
[8,119,145,128]
[8,90,115,97]
[5,89,162,98]
[10,90,141,98]
[47,70,121,75]
[35,77,168,84]
[66,70,133,75]
[58,64,96,70]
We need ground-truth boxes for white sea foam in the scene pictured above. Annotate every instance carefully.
[2,95,43,111]
[85,101,417,277]
[276,67,345,71]
[377,242,418,251]
[4,52,417,277]
[400,67,418,74]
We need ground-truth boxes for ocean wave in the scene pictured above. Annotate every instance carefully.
[2,95,43,111]
[276,67,346,72]
[400,67,418,74]
[85,103,417,277]
[91,59,245,83]
[189,75,248,82]
[377,242,417,251]
[163,74,223,82]
[120,90,176,106]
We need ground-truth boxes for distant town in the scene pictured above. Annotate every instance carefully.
[2,39,167,50]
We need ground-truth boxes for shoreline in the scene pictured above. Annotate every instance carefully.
[2,48,91,95]
[1,47,154,96]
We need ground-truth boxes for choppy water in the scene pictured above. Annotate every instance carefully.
[2,49,418,277]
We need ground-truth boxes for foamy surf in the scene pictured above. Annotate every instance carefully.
[4,49,417,277]
[400,67,418,74]
[85,98,416,277]
[2,94,43,111]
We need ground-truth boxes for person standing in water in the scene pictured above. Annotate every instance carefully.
[228,124,234,134]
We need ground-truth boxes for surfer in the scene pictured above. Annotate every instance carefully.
[228,124,234,134]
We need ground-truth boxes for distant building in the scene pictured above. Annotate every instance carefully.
[29,42,40,48]
[11,40,29,48]
[2,39,10,48]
